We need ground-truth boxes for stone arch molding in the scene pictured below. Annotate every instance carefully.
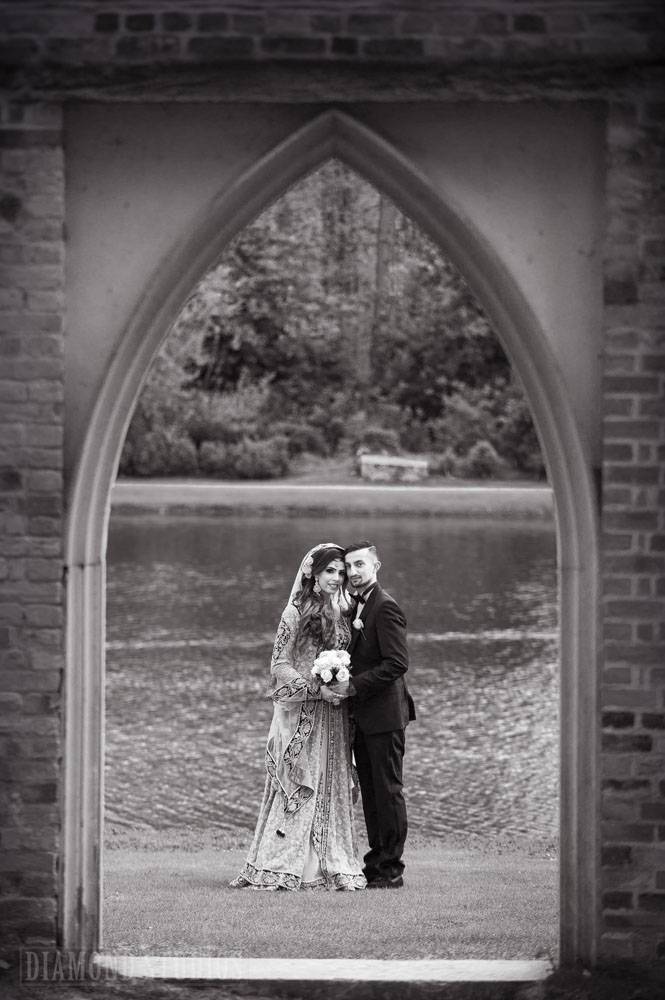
[64,109,599,963]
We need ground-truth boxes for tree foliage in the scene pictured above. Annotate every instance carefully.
[120,161,544,480]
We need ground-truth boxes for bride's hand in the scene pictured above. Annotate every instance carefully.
[320,686,340,705]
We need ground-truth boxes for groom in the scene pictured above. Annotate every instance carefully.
[332,540,416,889]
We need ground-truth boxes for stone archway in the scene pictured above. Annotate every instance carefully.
[63,109,599,963]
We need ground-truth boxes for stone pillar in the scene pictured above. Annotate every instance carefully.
[600,94,665,961]
[0,98,65,955]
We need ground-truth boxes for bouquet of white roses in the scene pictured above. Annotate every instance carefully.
[311,648,351,685]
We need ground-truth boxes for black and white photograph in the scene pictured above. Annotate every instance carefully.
[1,3,664,999]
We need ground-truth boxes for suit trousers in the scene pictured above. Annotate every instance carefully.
[353,727,407,881]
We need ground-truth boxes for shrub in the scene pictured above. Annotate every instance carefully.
[271,421,329,458]
[399,419,431,453]
[352,425,401,455]
[429,448,460,477]
[231,436,291,479]
[199,441,232,477]
[455,439,504,479]
[185,415,243,448]
[132,429,198,477]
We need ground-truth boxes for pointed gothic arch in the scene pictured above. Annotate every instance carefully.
[64,109,599,964]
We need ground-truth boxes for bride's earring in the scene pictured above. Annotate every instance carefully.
[313,580,321,594]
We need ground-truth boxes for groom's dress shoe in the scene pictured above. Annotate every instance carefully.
[367,875,403,889]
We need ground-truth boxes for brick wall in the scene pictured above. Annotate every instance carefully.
[600,95,665,961]
[0,99,65,954]
[0,1,662,73]
[0,0,664,967]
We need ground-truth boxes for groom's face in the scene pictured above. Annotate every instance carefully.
[345,548,380,593]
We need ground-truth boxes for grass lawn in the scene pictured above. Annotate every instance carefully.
[102,844,557,961]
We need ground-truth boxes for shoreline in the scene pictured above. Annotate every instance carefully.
[112,478,554,519]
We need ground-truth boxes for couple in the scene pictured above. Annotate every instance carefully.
[230,540,416,892]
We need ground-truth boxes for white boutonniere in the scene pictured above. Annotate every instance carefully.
[352,616,365,638]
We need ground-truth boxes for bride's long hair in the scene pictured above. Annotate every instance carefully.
[294,545,346,653]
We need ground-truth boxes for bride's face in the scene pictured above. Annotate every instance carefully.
[315,559,345,597]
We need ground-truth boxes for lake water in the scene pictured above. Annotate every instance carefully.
[105,511,559,846]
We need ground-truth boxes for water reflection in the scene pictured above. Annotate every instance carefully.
[105,513,558,843]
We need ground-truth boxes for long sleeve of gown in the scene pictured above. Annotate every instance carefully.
[270,604,321,704]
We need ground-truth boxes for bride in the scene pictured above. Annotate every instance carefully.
[230,542,366,891]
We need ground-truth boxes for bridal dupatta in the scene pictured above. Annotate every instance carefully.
[230,601,366,890]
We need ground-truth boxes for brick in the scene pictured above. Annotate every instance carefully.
[638,893,665,911]
[606,600,664,619]
[603,666,633,685]
[115,35,179,60]
[606,555,665,573]
[604,512,659,531]
[642,803,665,820]
[604,618,632,635]
[260,35,326,56]
[162,12,191,32]
[0,897,56,921]
[0,468,21,491]
[187,36,253,59]
[603,397,634,417]
[603,822,655,843]
[363,38,424,59]
[514,14,547,34]
[265,14,309,35]
[45,37,113,63]
[604,273,639,305]
[642,354,665,372]
[643,715,665,730]
[605,375,660,394]
[603,688,656,710]
[197,14,229,33]
[640,397,665,417]
[0,670,60,693]
[400,15,434,35]
[603,711,635,729]
[476,13,508,35]
[603,891,633,909]
[602,530,633,550]
[0,40,40,66]
[606,466,659,485]
[602,845,633,867]
[602,733,653,752]
[25,560,61,583]
[604,779,651,794]
[603,444,633,461]
[348,15,395,36]
[603,797,638,821]
[23,606,62,628]
[126,14,155,32]
[95,13,119,33]
[331,37,358,56]
[0,851,56,875]
[604,420,661,440]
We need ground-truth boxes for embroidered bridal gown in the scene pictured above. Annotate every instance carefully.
[230,602,366,890]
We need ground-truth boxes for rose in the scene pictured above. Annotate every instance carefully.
[353,617,364,631]
[311,649,351,684]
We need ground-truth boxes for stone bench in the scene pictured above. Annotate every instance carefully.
[359,454,429,483]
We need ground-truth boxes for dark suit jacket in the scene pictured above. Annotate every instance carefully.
[348,584,416,735]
